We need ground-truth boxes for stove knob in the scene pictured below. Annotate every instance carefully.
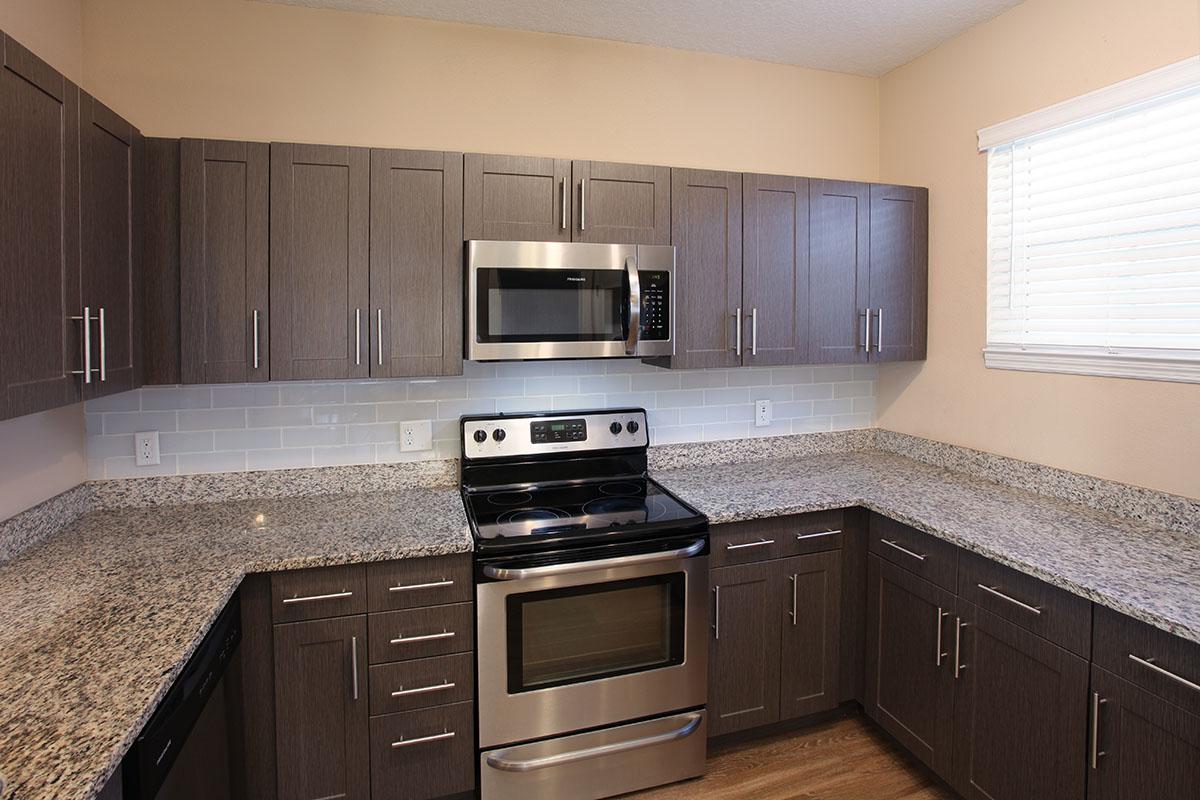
[472,429,487,444]
[626,420,640,434]
[609,421,623,435]
[492,428,506,442]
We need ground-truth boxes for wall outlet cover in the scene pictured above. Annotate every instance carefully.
[135,431,161,466]
[754,399,772,428]
[400,420,433,452]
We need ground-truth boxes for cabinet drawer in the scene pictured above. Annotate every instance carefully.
[869,514,958,592]
[710,518,790,566]
[778,509,845,557]
[271,563,367,623]
[1094,604,1200,717]
[370,701,476,800]
[367,554,472,612]
[368,603,474,664]
[369,653,474,715]
[956,550,1091,658]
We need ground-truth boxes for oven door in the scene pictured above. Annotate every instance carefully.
[476,536,708,748]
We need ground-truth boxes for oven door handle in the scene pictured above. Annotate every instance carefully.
[482,538,705,581]
[624,255,641,355]
[484,711,703,773]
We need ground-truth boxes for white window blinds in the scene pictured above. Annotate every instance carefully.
[980,57,1200,383]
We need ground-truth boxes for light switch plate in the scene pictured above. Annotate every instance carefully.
[400,420,433,452]
[754,399,772,428]
[135,431,161,465]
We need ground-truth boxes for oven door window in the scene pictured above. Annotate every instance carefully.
[506,574,686,694]
[477,267,628,343]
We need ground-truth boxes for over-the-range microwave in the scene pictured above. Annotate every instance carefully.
[466,240,675,361]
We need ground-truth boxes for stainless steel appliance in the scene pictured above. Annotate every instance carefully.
[461,409,708,800]
[466,240,675,361]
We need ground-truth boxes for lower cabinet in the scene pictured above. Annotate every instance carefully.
[369,701,475,800]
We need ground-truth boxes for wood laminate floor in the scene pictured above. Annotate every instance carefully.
[626,714,956,800]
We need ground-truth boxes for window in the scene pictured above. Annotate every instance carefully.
[979,57,1200,383]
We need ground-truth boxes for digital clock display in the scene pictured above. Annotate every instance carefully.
[531,418,587,444]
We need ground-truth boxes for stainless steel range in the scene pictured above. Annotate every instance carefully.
[460,408,709,800]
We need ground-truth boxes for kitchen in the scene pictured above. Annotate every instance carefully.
[0,0,1197,799]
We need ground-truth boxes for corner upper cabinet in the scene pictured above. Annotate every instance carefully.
[464,154,571,242]
[180,139,269,384]
[270,143,370,380]
[742,174,810,366]
[80,91,143,399]
[807,180,870,365]
[572,160,670,245]
[869,184,928,361]
[369,149,463,378]
[0,33,80,419]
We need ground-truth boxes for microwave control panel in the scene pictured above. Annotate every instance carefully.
[638,271,670,341]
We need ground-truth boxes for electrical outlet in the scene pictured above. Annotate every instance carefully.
[754,399,772,428]
[399,420,433,452]
[135,431,160,466]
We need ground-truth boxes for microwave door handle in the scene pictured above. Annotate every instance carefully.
[482,537,705,580]
[625,255,641,355]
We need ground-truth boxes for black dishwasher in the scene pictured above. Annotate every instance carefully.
[122,592,241,800]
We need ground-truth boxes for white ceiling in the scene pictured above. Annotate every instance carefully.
[256,0,1023,76]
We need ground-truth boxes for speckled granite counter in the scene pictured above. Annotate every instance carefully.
[657,450,1200,646]
[0,487,470,800]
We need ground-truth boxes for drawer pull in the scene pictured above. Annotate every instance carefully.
[392,681,456,698]
[1129,654,1200,693]
[281,590,353,605]
[796,529,841,540]
[1090,691,1107,769]
[389,578,455,593]
[880,538,926,561]
[391,730,455,749]
[391,630,456,645]
[726,538,774,551]
[978,584,1043,615]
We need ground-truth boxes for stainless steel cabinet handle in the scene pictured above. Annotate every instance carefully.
[71,306,93,384]
[862,308,871,353]
[376,309,383,366]
[880,538,926,561]
[392,681,455,698]
[733,307,742,356]
[624,256,641,356]
[1090,691,1107,769]
[484,538,705,580]
[98,307,107,381]
[354,308,361,365]
[485,712,702,773]
[580,177,587,231]
[392,731,455,749]
[750,308,758,356]
[281,590,353,605]
[789,574,798,626]
[875,307,884,353]
[351,635,359,700]
[977,584,1042,615]
[388,579,454,593]
[796,529,841,541]
[560,178,567,230]
[1129,654,1200,693]
[935,607,950,666]
[390,630,455,645]
[252,309,260,369]
[726,538,774,551]
[954,616,966,679]
[712,586,720,640]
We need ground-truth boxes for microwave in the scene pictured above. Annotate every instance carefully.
[466,240,675,361]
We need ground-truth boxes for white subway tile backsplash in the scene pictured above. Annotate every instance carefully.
[84,362,875,478]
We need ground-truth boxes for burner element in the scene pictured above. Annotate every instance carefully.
[488,491,533,507]
[598,481,643,497]
[582,497,647,516]
[497,507,569,524]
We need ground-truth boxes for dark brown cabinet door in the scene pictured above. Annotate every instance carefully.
[807,179,869,365]
[369,149,463,378]
[865,554,956,780]
[180,139,269,384]
[742,174,810,366]
[669,169,743,369]
[869,184,928,362]
[1089,665,1200,800]
[141,138,180,386]
[274,615,369,800]
[709,560,781,736]
[80,91,142,398]
[0,34,80,418]
[778,550,841,719]
[463,153,570,242]
[952,601,1088,800]
[270,143,369,380]
[572,160,670,244]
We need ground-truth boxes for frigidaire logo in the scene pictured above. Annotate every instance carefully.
[565,276,586,282]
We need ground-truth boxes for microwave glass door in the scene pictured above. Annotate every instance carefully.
[477,268,629,344]
[506,574,685,694]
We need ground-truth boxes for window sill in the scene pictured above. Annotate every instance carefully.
[983,346,1200,384]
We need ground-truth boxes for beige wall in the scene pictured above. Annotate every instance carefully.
[80,0,879,180]
[0,0,83,82]
[877,0,1200,498]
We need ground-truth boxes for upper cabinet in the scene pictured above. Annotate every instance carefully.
[0,34,80,419]
[369,149,464,378]
[180,138,270,384]
[572,160,670,245]
[269,143,370,381]
[869,184,928,362]
[742,174,810,366]
[808,180,871,365]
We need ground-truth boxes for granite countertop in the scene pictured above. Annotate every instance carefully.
[0,487,471,800]
[657,450,1200,646]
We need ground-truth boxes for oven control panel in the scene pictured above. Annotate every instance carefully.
[638,271,670,341]
[462,409,648,460]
